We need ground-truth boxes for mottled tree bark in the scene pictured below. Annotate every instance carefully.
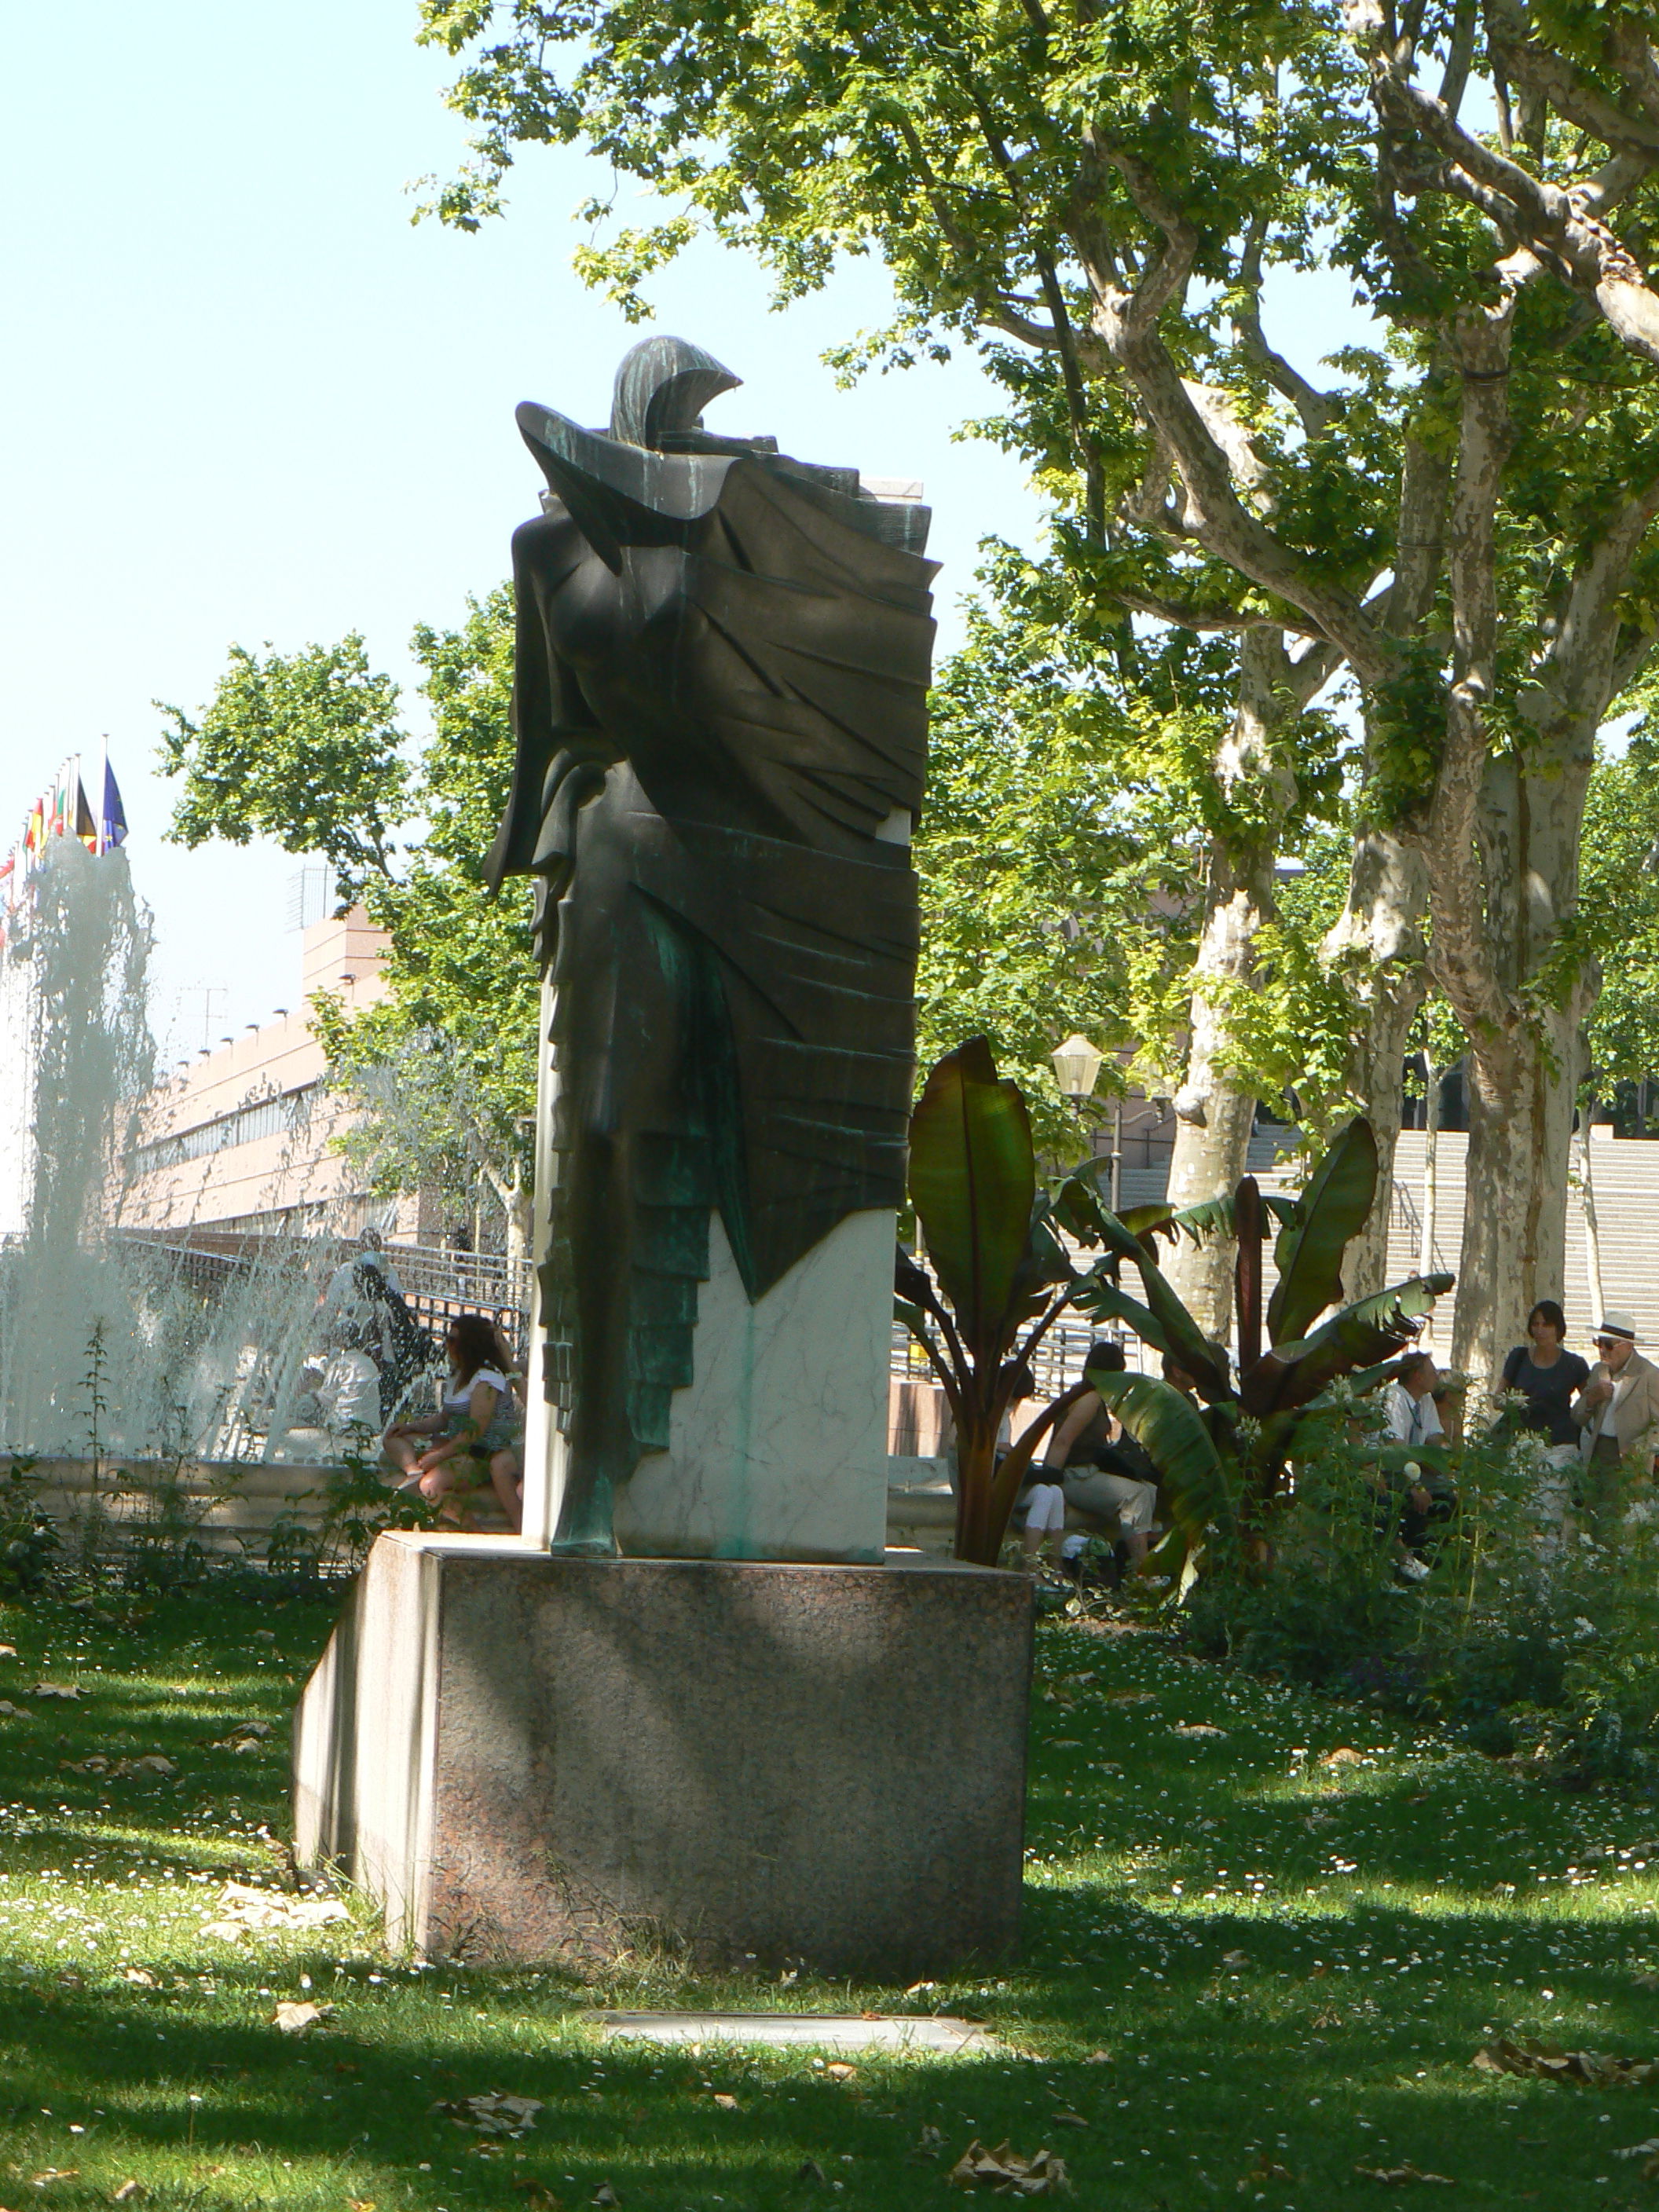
[1322,829,1430,1299]
[1161,629,1315,1339]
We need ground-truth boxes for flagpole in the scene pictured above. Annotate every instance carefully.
[97,735,108,857]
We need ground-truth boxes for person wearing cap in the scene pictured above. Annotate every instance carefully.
[1571,1311,1659,1529]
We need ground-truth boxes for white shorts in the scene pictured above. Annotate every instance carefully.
[1024,1481,1068,1533]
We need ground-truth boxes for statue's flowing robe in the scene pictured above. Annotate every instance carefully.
[489,456,935,1529]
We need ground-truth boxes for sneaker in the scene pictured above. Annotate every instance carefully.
[1395,1553,1431,1584]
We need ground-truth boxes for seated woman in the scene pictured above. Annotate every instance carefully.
[1037,1341,1159,1571]
[488,1363,530,1533]
[383,1315,522,1523]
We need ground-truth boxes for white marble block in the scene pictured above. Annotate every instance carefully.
[612,1207,894,1564]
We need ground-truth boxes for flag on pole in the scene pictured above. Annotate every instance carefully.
[99,751,128,853]
[74,771,98,852]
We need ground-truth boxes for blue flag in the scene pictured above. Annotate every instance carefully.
[100,756,127,853]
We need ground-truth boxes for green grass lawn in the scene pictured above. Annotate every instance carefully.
[5,1584,1659,2208]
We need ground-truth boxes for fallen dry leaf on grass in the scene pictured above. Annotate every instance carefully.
[31,1683,80,1701]
[1047,1738,1082,1749]
[27,2172,79,2188]
[947,2138,1069,2195]
[796,2159,827,2185]
[1322,1747,1364,1767]
[711,2093,739,2110]
[0,1642,16,1656]
[1049,2110,1089,2129]
[0,1701,30,1717]
[1473,2036,1659,2086]
[431,2092,543,2138]
[825,2063,858,2082]
[591,2185,620,2207]
[112,2183,144,2203]
[1172,1722,1226,1739]
[202,1881,349,1939]
[123,1968,155,1987]
[346,2199,375,2210]
[907,2125,945,2163]
[1220,1949,1250,1968]
[1104,1690,1155,1707]
[1353,2161,1454,2185]
[273,2000,331,2035]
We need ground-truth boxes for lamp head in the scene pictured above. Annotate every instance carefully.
[1050,1033,1104,1102]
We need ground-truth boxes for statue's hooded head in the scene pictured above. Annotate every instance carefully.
[609,336,741,451]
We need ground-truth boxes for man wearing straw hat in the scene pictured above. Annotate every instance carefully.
[1571,1311,1659,1533]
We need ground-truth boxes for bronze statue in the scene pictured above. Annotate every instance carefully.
[489,338,936,1551]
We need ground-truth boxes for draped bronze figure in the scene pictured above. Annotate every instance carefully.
[489,339,936,1553]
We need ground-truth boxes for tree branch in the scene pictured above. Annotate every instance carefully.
[1075,134,1387,679]
[1485,0,1659,165]
[1102,583,1322,637]
[1233,215,1335,438]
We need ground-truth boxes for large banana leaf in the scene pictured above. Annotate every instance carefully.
[1265,1117,1379,1346]
[1118,1189,1302,1249]
[1090,1371,1236,1549]
[908,1037,1036,1367]
[1067,1207,1233,1403]
[1235,1174,1264,1372]
[1073,1278,1173,1358]
[1242,1273,1454,1417]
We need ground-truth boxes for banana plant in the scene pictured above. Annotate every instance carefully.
[1061,1117,1454,1550]
[895,1038,1100,1566]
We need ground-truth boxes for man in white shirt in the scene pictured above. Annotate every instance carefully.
[1379,1350,1454,1580]
[1384,1351,1445,1451]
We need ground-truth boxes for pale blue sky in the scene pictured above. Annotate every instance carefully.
[0,2,1364,1062]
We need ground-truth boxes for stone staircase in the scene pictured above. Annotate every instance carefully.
[1382,1129,1659,1351]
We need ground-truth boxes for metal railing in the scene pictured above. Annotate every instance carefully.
[1390,1177,1450,1277]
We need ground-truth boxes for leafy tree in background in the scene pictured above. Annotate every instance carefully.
[1581,723,1659,1104]
[158,637,408,899]
[411,0,1659,1383]
[918,555,1358,1166]
[916,577,1197,1166]
[157,591,539,1251]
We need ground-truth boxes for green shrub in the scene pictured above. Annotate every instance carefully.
[1179,1399,1659,1778]
[0,1457,58,1596]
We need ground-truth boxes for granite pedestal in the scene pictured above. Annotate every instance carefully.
[292,1533,1033,1972]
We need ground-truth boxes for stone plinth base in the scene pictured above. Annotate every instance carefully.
[292,1533,1032,1972]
